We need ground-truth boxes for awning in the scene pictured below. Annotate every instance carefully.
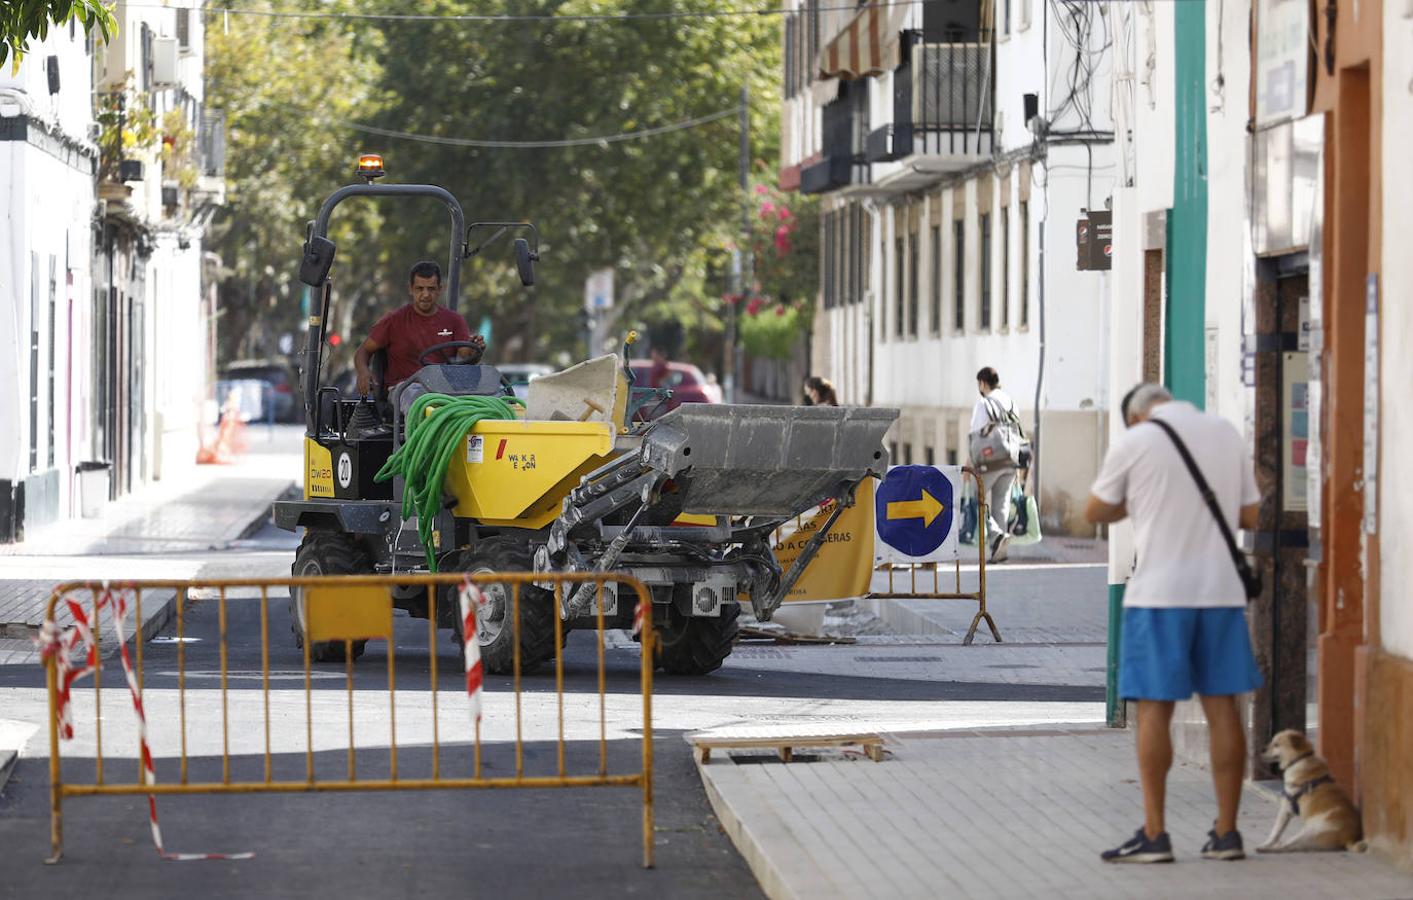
[816,1,911,80]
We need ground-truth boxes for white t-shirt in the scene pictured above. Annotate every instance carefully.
[970,388,1015,434]
[1090,401,1260,608]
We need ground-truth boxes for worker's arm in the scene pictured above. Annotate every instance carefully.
[1239,503,1259,530]
[454,334,486,363]
[1084,494,1127,524]
[354,336,383,396]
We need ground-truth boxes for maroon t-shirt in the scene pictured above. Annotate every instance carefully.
[368,303,472,385]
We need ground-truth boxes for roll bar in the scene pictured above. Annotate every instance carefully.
[301,182,468,431]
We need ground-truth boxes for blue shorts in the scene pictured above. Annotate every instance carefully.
[1119,607,1264,701]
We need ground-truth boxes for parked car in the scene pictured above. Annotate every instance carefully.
[219,359,302,422]
[628,360,721,419]
[496,362,555,400]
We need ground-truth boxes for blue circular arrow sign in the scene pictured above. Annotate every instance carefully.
[874,465,954,557]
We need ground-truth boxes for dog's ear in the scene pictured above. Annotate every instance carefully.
[1287,731,1313,754]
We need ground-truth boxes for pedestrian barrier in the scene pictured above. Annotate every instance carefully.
[866,467,1002,645]
[38,572,655,867]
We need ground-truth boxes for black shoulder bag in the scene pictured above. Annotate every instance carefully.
[1148,418,1262,601]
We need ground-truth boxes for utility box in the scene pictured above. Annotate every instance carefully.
[152,37,179,88]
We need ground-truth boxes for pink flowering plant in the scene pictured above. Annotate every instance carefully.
[732,170,819,359]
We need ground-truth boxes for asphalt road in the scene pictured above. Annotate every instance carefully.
[0,523,1102,898]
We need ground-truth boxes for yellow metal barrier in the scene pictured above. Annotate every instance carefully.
[40,572,654,867]
[867,467,1001,645]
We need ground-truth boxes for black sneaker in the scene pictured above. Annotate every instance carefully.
[1101,828,1175,864]
[1201,828,1245,860]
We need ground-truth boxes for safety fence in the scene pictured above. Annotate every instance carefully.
[866,467,1001,645]
[38,572,655,867]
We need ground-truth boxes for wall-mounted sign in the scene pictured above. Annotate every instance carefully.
[1256,0,1310,127]
[1076,210,1112,271]
[1364,275,1379,534]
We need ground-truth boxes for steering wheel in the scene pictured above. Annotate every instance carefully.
[418,340,484,366]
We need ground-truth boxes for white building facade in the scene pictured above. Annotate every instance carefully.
[780,0,1115,536]
[0,3,223,541]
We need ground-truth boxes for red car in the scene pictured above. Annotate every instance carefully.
[628,360,723,419]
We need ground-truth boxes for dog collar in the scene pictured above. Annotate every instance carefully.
[1288,750,1315,766]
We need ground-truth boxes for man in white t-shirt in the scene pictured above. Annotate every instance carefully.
[1086,383,1263,864]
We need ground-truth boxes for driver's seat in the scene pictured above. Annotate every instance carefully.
[370,348,390,403]
[390,363,511,449]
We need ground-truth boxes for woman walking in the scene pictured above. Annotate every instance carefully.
[969,367,1021,562]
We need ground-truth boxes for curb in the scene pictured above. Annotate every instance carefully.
[0,749,16,794]
[694,757,801,900]
[116,489,287,653]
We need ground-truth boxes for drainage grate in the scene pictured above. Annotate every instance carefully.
[730,753,823,765]
[853,655,942,663]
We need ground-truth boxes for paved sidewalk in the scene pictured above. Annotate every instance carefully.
[0,427,300,665]
[722,641,1106,688]
[696,726,1413,900]
[862,561,1110,644]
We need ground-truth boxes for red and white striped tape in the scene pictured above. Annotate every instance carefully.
[457,580,486,723]
[37,583,253,861]
[630,597,646,638]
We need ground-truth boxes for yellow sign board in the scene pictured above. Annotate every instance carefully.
[771,479,876,603]
[304,585,394,642]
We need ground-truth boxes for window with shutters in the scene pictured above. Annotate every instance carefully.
[907,232,919,337]
[1020,201,1030,328]
[930,224,942,334]
[894,237,905,338]
[1000,206,1010,329]
[979,212,992,330]
[953,220,965,332]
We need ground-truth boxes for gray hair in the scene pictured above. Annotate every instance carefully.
[1120,383,1172,426]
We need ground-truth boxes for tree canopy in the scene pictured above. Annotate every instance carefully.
[207,0,804,379]
[2,0,114,70]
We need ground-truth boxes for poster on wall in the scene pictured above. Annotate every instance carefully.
[1282,352,1309,512]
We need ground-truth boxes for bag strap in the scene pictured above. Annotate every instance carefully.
[1148,418,1248,579]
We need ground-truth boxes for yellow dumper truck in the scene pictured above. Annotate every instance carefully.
[273,158,897,675]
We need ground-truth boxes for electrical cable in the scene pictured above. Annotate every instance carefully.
[130,0,1209,26]
[339,105,741,149]
[375,392,525,571]
[129,0,935,24]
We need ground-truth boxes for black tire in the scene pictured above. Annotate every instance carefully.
[290,532,370,664]
[653,600,740,676]
[444,538,558,676]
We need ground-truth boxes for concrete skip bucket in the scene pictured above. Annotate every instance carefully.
[640,404,896,517]
[549,403,898,622]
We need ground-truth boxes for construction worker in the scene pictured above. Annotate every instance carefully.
[354,260,484,397]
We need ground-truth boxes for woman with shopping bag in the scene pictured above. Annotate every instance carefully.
[968,367,1030,562]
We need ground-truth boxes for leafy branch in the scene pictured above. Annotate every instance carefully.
[2,0,116,72]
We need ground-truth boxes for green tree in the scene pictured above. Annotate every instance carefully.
[2,0,115,70]
[205,2,389,366]
[206,0,785,379]
[365,0,782,368]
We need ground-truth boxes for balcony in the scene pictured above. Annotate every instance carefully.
[868,32,994,191]
[194,109,226,205]
[801,82,871,196]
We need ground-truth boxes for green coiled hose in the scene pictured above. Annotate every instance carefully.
[374,392,525,571]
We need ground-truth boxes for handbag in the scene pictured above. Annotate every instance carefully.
[969,397,1028,473]
[1148,418,1262,601]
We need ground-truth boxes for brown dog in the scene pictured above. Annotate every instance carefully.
[1257,729,1364,853]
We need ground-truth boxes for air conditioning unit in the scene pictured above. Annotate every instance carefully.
[152,37,179,88]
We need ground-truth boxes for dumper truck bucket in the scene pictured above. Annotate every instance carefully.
[641,404,897,518]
